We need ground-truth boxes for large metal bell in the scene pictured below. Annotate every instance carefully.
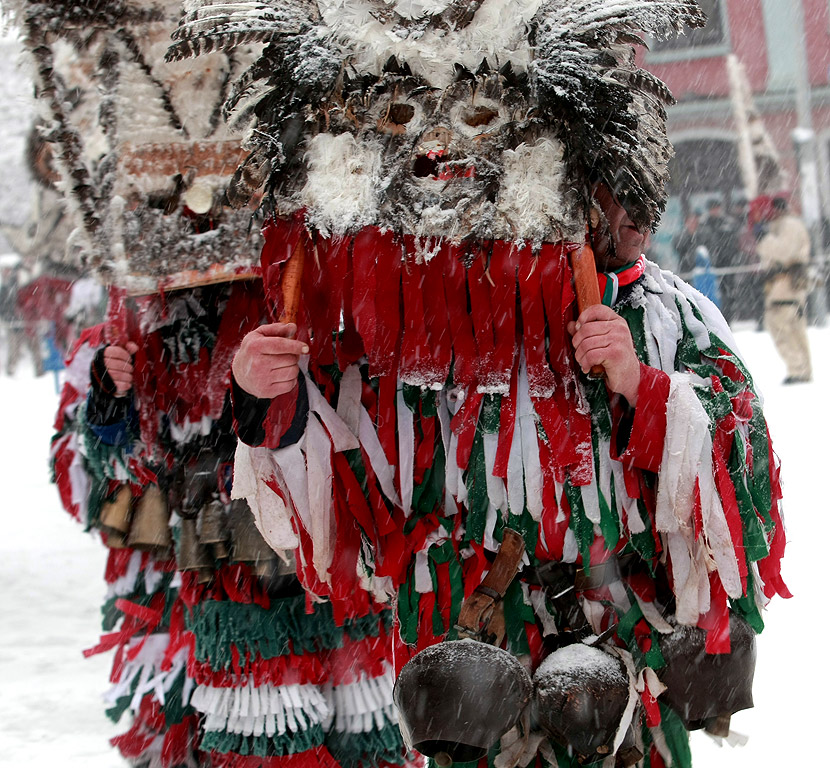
[177,516,214,582]
[127,484,172,552]
[99,484,132,536]
[182,455,222,517]
[229,499,278,577]
[394,638,533,765]
[657,613,756,730]
[198,499,230,560]
[532,643,631,763]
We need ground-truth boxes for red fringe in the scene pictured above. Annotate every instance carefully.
[209,746,341,768]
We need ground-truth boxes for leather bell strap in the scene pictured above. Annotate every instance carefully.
[456,528,525,641]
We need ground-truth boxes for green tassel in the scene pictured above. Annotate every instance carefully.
[463,430,489,546]
[412,443,445,518]
[564,482,593,573]
[658,703,692,768]
[479,394,501,434]
[188,595,391,668]
[396,578,419,646]
[504,506,539,566]
[201,724,326,757]
[729,432,770,563]
[730,566,765,634]
[502,580,533,656]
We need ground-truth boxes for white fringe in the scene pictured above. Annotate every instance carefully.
[192,680,330,737]
[104,635,191,713]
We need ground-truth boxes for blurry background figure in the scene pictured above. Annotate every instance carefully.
[672,209,703,277]
[697,199,740,320]
[756,193,813,384]
[691,244,722,308]
[729,197,765,326]
[0,257,42,376]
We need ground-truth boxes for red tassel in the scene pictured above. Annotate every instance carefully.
[486,240,519,391]
[260,212,307,321]
[699,573,731,654]
[443,243,478,388]
[351,228,379,357]
[369,229,403,378]
[400,237,433,386]
[518,252,556,397]
[450,391,484,471]
[465,246,498,387]
[493,367,518,479]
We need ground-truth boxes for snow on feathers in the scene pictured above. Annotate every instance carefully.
[168,0,706,240]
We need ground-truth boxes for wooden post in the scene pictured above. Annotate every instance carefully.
[279,238,306,325]
[570,237,606,379]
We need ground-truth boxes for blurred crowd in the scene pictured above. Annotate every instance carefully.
[0,256,105,378]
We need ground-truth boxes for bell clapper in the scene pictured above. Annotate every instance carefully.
[434,752,453,768]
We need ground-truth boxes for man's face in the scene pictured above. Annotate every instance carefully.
[591,184,649,269]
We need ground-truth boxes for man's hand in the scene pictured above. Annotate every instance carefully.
[104,342,140,397]
[567,305,641,406]
[232,323,309,399]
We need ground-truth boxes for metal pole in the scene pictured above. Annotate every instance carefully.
[790,0,827,325]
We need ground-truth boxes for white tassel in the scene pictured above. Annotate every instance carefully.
[397,387,415,516]
[232,442,300,551]
[359,406,402,506]
[306,414,336,583]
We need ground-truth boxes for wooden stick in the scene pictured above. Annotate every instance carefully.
[279,237,306,325]
[569,237,606,379]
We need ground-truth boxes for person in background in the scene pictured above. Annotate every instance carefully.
[756,193,813,384]
[697,199,740,321]
[672,209,703,277]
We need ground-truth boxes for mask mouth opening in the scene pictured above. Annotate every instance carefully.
[413,153,441,177]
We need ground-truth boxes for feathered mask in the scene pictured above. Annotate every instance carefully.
[9,0,263,292]
[168,0,705,244]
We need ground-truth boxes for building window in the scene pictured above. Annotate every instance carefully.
[646,0,731,62]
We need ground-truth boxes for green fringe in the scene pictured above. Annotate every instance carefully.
[188,594,392,668]
[325,722,407,768]
[105,660,192,725]
[201,724,326,757]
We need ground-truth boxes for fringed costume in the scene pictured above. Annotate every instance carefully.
[167,3,790,768]
[10,1,408,766]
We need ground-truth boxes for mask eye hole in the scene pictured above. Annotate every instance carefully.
[388,103,415,126]
[462,106,499,127]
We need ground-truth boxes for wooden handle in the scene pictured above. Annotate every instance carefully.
[279,238,306,325]
[570,239,606,379]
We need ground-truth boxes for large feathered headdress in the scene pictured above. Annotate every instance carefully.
[168,0,705,244]
[7,0,264,292]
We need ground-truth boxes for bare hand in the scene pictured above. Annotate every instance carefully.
[567,305,641,406]
[104,342,140,397]
[232,323,309,399]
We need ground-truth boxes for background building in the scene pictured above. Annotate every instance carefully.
[644,0,830,288]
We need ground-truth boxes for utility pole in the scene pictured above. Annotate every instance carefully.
[790,0,827,324]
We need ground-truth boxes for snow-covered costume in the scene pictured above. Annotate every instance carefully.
[52,322,204,767]
[53,281,408,768]
[12,1,407,766]
[169,3,790,768]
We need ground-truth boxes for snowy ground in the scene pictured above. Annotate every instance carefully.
[1,326,828,767]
